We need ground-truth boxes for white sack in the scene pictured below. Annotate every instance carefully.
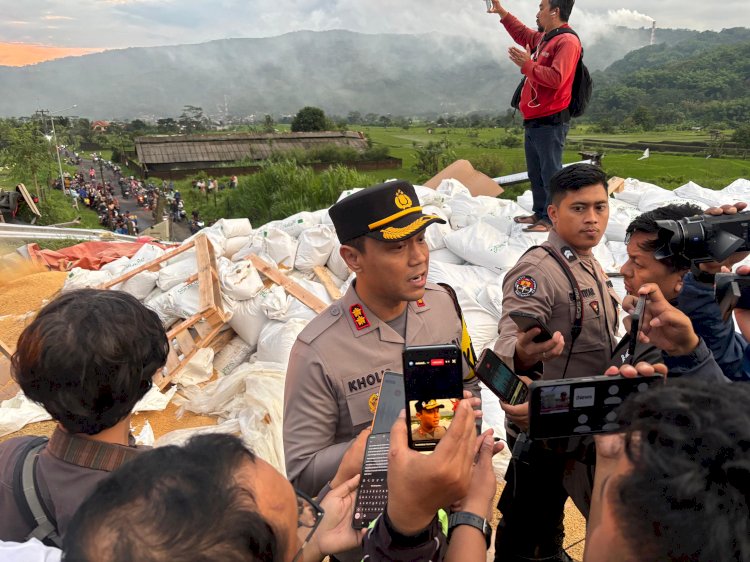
[0,392,51,438]
[214,335,255,377]
[212,218,252,239]
[446,193,488,229]
[481,197,525,219]
[430,247,465,265]
[63,268,112,292]
[427,261,501,298]
[326,240,351,281]
[183,229,226,260]
[145,290,180,328]
[223,236,249,259]
[274,211,320,238]
[257,285,290,320]
[453,286,501,352]
[157,257,197,291]
[593,238,617,273]
[435,178,472,200]
[283,279,332,322]
[233,228,297,269]
[100,255,130,277]
[422,205,452,250]
[172,347,215,386]
[122,243,166,272]
[608,241,629,270]
[721,178,750,200]
[164,280,201,319]
[218,257,264,301]
[255,319,308,366]
[444,219,519,273]
[476,274,507,319]
[516,190,534,213]
[134,420,155,447]
[614,178,665,208]
[133,385,178,412]
[120,270,158,301]
[311,208,332,226]
[414,184,447,207]
[228,294,268,348]
[295,224,336,272]
[605,199,643,243]
[673,181,724,207]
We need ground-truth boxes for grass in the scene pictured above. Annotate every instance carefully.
[356,126,750,200]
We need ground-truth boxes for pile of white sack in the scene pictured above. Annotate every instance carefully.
[16,175,748,476]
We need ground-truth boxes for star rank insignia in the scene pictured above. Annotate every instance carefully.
[350,304,371,330]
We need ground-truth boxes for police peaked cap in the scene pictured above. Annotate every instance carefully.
[329,180,445,244]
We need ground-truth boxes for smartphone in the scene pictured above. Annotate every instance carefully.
[352,372,404,530]
[475,349,528,405]
[527,374,665,440]
[403,344,463,452]
[626,295,647,364]
[484,0,493,9]
[509,311,554,343]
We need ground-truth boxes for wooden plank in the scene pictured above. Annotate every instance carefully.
[246,254,327,314]
[313,266,342,301]
[173,329,196,357]
[608,176,626,196]
[99,240,195,289]
[0,338,13,360]
[16,183,41,217]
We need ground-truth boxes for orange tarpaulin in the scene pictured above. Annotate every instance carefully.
[26,238,170,271]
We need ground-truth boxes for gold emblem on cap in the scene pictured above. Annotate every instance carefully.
[394,189,413,211]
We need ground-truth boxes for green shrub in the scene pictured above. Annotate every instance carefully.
[471,154,505,178]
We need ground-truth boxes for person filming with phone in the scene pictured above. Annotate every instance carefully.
[491,163,619,562]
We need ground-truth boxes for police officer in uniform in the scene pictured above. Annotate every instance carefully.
[492,164,620,562]
[284,180,481,497]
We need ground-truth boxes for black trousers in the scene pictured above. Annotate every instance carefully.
[493,436,570,562]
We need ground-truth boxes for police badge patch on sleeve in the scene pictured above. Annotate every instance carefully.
[514,275,537,298]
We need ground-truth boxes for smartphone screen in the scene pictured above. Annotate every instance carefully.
[476,349,528,405]
[509,311,553,343]
[371,372,404,434]
[403,344,463,452]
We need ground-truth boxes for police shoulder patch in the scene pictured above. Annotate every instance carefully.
[514,275,538,298]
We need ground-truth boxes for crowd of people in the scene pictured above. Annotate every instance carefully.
[1,1,748,561]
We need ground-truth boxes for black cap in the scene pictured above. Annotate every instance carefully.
[329,180,446,244]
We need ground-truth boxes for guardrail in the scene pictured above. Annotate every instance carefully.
[0,223,139,243]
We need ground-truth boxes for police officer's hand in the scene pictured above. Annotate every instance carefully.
[699,202,750,274]
[604,362,668,379]
[386,398,479,535]
[499,375,533,432]
[514,329,565,371]
[308,474,366,560]
[330,427,370,490]
[624,283,699,357]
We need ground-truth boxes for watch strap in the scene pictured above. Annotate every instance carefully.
[448,511,491,549]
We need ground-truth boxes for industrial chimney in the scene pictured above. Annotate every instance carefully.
[650,21,657,45]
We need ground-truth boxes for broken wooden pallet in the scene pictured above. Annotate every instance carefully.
[246,254,328,314]
[101,235,231,390]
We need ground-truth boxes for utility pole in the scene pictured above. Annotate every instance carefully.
[37,104,77,199]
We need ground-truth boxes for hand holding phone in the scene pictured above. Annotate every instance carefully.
[626,295,647,364]
[509,311,554,343]
[476,349,528,405]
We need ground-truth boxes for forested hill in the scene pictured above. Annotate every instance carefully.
[0,27,731,119]
[587,28,750,127]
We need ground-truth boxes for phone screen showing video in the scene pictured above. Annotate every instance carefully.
[529,375,664,439]
[476,350,528,405]
[403,345,463,452]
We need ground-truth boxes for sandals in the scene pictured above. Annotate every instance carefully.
[513,213,539,225]
[524,220,552,233]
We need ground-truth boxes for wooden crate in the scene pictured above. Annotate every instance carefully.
[101,235,230,390]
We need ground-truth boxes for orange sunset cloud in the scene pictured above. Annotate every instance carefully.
[0,43,104,67]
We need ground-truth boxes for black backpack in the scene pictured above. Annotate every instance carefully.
[510,27,592,118]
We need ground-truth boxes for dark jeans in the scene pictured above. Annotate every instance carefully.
[524,122,570,223]
[494,436,570,562]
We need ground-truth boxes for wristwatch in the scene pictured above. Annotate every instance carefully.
[448,511,492,549]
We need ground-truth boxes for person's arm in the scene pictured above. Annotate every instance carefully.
[679,272,747,381]
[284,343,351,495]
[521,35,580,89]
[494,260,565,372]
[496,10,541,51]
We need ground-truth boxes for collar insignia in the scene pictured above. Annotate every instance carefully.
[416,298,426,308]
[350,304,371,330]
[590,301,600,315]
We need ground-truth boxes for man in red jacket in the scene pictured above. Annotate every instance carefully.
[489,0,580,234]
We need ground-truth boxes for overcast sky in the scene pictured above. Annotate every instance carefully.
[0,0,744,64]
